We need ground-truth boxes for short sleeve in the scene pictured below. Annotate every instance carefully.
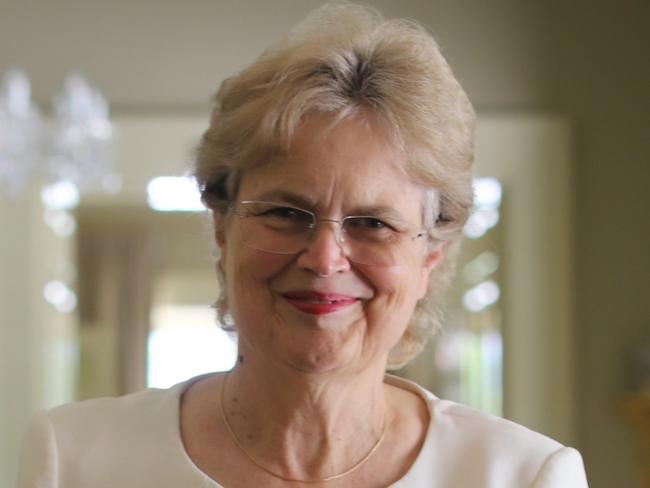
[532,447,589,488]
[16,411,59,488]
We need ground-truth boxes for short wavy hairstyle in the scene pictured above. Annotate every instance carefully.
[194,1,475,369]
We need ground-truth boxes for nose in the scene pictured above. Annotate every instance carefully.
[296,221,351,276]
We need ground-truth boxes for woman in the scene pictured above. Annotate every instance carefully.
[18,3,588,487]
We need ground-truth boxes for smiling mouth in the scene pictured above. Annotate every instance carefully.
[282,291,358,315]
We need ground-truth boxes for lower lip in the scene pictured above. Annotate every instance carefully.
[283,297,358,315]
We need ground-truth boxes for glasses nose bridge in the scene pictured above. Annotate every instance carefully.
[308,216,347,246]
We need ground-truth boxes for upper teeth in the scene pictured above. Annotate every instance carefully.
[302,299,336,304]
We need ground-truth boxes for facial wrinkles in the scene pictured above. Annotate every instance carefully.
[224,115,435,375]
[243,165,423,281]
[226,221,368,368]
[238,162,405,266]
[362,266,419,346]
[259,269,371,372]
[238,120,426,232]
[282,315,369,372]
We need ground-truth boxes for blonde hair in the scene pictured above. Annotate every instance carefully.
[194,1,475,369]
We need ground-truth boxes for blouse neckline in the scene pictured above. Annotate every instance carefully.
[164,372,436,487]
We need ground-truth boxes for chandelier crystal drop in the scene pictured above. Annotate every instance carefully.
[0,70,43,196]
[0,68,120,200]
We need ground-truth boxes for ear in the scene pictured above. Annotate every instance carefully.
[212,211,227,246]
[212,211,228,270]
[417,242,446,299]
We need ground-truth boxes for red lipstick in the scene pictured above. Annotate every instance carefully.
[283,291,358,315]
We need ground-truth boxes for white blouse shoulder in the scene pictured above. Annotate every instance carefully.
[384,375,588,487]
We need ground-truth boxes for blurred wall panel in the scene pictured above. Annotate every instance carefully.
[0,187,77,488]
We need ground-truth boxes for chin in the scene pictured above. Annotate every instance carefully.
[275,332,363,375]
[288,353,351,374]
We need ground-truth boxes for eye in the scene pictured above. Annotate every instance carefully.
[263,206,311,222]
[347,217,391,230]
[344,217,402,244]
[245,203,314,233]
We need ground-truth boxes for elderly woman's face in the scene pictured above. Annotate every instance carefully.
[217,115,443,374]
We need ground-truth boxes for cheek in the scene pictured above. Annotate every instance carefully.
[360,266,422,336]
[224,246,285,324]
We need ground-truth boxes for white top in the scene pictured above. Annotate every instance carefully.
[17,374,588,487]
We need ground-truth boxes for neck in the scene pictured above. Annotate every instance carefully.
[221,354,389,481]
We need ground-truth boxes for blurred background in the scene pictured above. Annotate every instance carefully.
[1,1,648,487]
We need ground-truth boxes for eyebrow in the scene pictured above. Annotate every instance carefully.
[351,204,409,221]
[254,190,315,209]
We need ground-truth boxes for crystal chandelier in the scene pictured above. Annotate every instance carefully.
[0,69,119,200]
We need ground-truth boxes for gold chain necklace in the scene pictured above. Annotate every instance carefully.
[220,371,387,483]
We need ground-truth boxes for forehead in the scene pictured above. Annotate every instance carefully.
[238,115,424,214]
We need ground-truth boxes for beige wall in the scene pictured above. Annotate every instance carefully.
[0,0,551,109]
[1,1,648,487]
[547,2,650,487]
